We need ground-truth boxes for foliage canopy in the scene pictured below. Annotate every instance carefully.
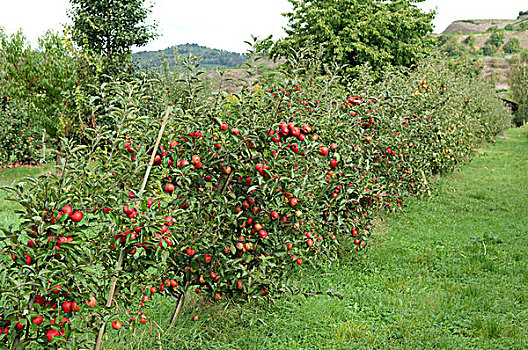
[272,0,435,77]
[510,49,528,126]
[69,0,157,74]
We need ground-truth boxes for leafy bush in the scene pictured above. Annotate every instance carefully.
[504,38,521,54]
[480,43,498,56]
[0,30,85,166]
[0,98,43,167]
[487,31,505,47]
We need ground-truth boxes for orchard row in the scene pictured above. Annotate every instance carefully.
[0,57,510,348]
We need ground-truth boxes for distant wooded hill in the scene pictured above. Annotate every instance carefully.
[132,43,247,70]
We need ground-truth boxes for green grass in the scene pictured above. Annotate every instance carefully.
[0,165,48,228]
[2,129,527,349]
[103,128,528,349]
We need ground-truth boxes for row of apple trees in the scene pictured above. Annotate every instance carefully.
[0,51,511,348]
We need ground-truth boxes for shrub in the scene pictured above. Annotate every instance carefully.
[503,38,521,54]
[0,30,84,166]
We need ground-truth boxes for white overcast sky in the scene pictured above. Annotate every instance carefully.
[0,0,526,53]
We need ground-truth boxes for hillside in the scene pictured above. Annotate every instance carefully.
[133,43,247,70]
[436,12,528,90]
[443,19,517,34]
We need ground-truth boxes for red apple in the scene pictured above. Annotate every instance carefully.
[32,315,43,326]
[45,328,60,342]
[164,183,175,193]
[61,205,73,218]
[62,301,72,314]
[70,210,83,223]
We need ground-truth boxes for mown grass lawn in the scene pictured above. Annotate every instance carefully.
[2,129,527,349]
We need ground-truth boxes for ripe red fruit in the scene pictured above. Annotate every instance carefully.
[296,258,303,265]
[291,127,301,137]
[330,143,338,150]
[123,205,133,215]
[34,295,44,306]
[319,147,329,156]
[70,210,83,223]
[231,128,240,136]
[45,328,60,342]
[16,321,24,329]
[62,301,72,314]
[270,211,279,220]
[164,183,175,193]
[237,280,243,289]
[258,229,268,239]
[24,254,32,265]
[61,205,73,218]
[32,315,43,326]
[220,122,228,131]
[186,247,195,256]
[289,198,299,207]
[302,125,312,134]
[150,287,157,294]
[286,243,293,250]
[86,295,97,308]
[191,315,199,322]
[111,320,122,330]
[204,254,213,263]
[27,240,35,248]
[330,159,338,168]
[140,315,147,324]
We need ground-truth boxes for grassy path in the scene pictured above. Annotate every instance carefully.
[127,127,527,349]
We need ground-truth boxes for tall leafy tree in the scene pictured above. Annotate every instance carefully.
[272,0,435,77]
[510,49,528,126]
[69,0,157,75]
